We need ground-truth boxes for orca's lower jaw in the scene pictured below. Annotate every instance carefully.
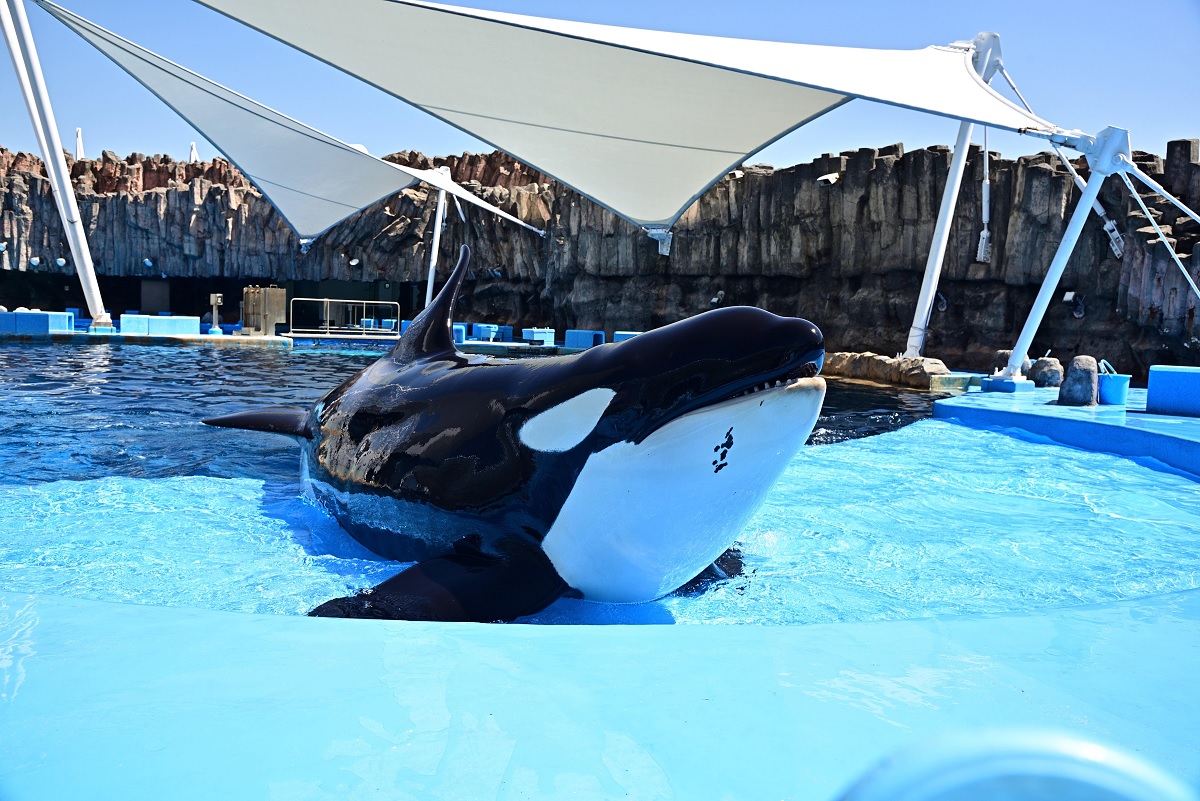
[541,375,827,604]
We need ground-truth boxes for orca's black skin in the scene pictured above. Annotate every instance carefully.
[205,245,824,623]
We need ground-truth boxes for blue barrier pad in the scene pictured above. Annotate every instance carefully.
[522,327,555,346]
[120,315,150,336]
[565,329,604,349]
[1147,366,1200,417]
[472,323,499,341]
[11,311,73,334]
[614,330,642,342]
[146,316,201,336]
[0,312,13,334]
[452,324,467,344]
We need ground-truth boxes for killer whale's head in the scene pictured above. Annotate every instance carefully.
[207,245,826,607]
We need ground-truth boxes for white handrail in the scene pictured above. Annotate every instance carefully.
[287,296,403,338]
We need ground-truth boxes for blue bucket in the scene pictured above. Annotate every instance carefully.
[1098,359,1131,405]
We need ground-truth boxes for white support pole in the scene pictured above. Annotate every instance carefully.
[1,0,110,327]
[903,118,974,357]
[424,185,448,309]
[1002,127,1132,377]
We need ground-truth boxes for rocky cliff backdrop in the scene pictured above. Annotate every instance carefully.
[2,139,1198,376]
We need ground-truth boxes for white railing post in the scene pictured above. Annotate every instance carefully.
[903,32,1004,358]
[903,119,974,357]
[1002,126,1131,377]
[1,0,111,328]
[424,166,452,309]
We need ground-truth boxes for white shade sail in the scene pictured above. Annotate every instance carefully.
[194,0,1054,229]
[34,0,540,241]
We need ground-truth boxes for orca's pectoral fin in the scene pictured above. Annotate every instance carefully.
[202,405,314,439]
[308,536,567,623]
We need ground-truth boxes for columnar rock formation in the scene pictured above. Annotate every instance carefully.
[2,140,1197,375]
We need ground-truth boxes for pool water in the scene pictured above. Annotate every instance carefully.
[1,342,1197,624]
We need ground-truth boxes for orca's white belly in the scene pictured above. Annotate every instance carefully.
[541,377,826,602]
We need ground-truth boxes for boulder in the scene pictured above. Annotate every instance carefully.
[1058,356,1098,406]
[820,351,950,388]
[1028,357,1064,388]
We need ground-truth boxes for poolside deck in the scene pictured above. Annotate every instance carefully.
[935,387,1200,480]
[0,329,292,348]
[0,587,1196,800]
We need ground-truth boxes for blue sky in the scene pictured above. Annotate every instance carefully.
[2,0,1198,169]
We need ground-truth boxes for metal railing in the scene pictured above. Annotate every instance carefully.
[288,297,403,338]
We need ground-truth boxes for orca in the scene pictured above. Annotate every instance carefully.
[204,245,826,622]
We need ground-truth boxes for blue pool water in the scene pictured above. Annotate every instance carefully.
[1,341,1198,624]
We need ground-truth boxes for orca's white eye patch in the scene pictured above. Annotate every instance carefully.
[519,388,616,452]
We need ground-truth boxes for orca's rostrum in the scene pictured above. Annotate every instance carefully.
[204,246,826,622]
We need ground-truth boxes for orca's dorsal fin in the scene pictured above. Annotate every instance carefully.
[391,245,471,362]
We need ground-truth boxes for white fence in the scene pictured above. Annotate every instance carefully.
[288,297,403,338]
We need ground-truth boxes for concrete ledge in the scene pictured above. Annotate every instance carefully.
[935,388,1200,480]
[1,588,1197,800]
[823,351,953,389]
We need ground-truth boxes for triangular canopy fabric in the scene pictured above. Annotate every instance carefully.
[194,0,1054,229]
[34,0,540,241]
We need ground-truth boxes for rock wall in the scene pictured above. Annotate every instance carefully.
[2,140,1198,375]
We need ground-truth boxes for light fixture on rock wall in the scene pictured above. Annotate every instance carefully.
[143,258,155,268]
[28,257,40,268]
[1072,295,1087,319]
[55,257,67,268]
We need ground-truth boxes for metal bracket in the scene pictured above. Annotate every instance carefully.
[1101,219,1125,259]
[645,227,673,256]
